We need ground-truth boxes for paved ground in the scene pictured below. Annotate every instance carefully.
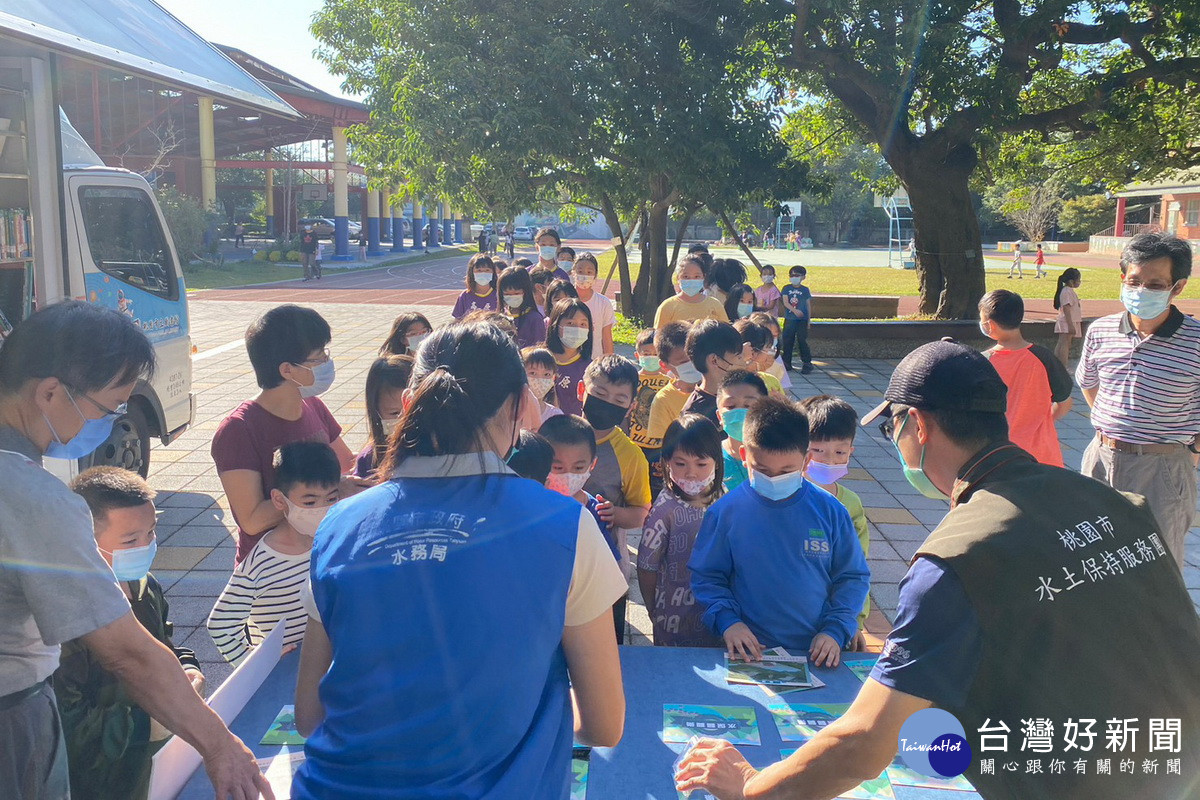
[152,250,1200,690]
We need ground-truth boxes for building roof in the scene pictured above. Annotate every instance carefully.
[0,0,296,118]
[1114,168,1200,198]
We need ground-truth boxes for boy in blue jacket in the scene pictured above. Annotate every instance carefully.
[689,396,869,667]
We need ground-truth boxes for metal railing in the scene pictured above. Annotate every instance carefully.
[1092,222,1162,238]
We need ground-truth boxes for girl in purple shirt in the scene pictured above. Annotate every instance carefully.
[546,297,593,417]
[499,265,548,349]
[451,253,499,319]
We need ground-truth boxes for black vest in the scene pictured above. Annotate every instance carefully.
[918,444,1200,799]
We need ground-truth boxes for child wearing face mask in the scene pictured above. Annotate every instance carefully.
[780,265,814,374]
[554,245,576,282]
[797,394,872,651]
[379,311,432,357]
[689,397,869,667]
[653,253,730,329]
[56,468,203,800]
[522,346,564,425]
[626,328,673,493]
[724,283,756,322]
[546,298,594,416]
[748,311,792,391]
[754,264,782,314]
[572,253,615,354]
[716,370,769,492]
[208,441,341,665]
[637,414,726,647]
[355,355,414,479]
[451,253,499,319]
[498,265,547,348]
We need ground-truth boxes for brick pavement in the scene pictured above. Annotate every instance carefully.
[150,299,1200,689]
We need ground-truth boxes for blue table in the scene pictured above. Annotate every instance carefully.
[177,647,980,799]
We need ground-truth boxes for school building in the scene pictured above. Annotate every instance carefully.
[1090,169,1200,256]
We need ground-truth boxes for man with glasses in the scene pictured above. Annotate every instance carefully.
[675,339,1200,800]
[1076,232,1200,569]
[0,302,270,799]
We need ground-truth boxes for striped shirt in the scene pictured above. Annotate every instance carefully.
[206,535,310,664]
[1075,307,1200,445]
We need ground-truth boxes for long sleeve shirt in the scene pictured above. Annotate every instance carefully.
[689,480,870,650]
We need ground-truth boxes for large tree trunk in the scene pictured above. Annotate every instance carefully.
[717,209,763,272]
[597,194,635,316]
[889,139,986,319]
[669,204,701,270]
[636,198,672,322]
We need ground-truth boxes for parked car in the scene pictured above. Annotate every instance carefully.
[513,226,534,241]
[299,217,362,239]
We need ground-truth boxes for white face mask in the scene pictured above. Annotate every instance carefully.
[474,272,493,287]
[381,416,401,437]
[406,332,429,352]
[673,470,715,497]
[672,360,703,384]
[559,326,590,349]
[557,259,573,272]
[540,245,558,261]
[547,470,591,496]
[283,497,332,538]
[529,376,555,399]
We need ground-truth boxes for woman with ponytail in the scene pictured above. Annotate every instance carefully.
[293,321,626,799]
[1053,268,1083,366]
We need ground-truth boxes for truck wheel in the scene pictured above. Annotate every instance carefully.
[81,403,151,478]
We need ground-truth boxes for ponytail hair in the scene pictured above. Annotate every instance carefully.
[1053,268,1081,310]
[379,322,526,474]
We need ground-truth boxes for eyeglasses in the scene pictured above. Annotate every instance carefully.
[298,348,332,366]
[1121,279,1177,293]
[73,390,127,420]
[878,411,908,442]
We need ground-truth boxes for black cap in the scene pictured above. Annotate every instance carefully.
[860,338,1007,425]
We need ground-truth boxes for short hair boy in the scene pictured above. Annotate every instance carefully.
[56,467,203,800]
[626,328,674,496]
[507,429,555,485]
[690,397,869,667]
[213,304,352,564]
[978,289,1074,467]
[780,265,814,374]
[682,320,747,426]
[716,370,769,492]
[798,394,872,649]
[208,441,340,664]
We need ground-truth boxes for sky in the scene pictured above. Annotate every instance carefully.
[155,0,357,99]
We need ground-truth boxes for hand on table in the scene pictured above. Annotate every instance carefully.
[809,632,841,667]
[594,495,615,525]
[675,738,758,800]
[202,733,274,800]
[849,629,868,653]
[723,622,763,663]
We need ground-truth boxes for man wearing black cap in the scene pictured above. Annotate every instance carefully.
[676,339,1200,800]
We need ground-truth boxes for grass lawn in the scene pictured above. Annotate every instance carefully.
[183,245,476,291]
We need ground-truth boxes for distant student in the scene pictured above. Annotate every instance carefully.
[754,264,782,315]
[637,415,726,648]
[979,289,1074,467]
[208,441,341,664]
[626,328,674,496]
[748,311,792,392]
[356,229,368,261]
[647,321,697,492]
[56,468,203,800]
[798,394,871,651]
[681,319,747,426]
[546,297,594,416]
[498,265,547,348]
[379,311,432,357]
[451,253,499,319]
[355,355,414,479]
[690,397,869,666]
[1053,267,1083,366]
[1008,238,1025,279]
[653,253,730,328]
[780,265,814,374]
[534,226,567,279]
[572,253,615,354]
[724,282,756,322]
[716,370,769,492]
[1034,242,1047,278]
[212,305,359,564]
[543,278,578,328]
[522,346,565,425]
[555,245,576,282]
[578,356,654,640]
[529,266,554,316]
[734,319,784,397]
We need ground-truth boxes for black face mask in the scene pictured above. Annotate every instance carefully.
[583,393,629,431]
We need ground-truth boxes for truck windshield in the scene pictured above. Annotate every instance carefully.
[78,186,178,301]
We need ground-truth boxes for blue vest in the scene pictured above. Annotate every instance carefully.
[293,463,582,799]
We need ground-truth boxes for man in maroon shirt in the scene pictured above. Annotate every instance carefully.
[211,305,363,563]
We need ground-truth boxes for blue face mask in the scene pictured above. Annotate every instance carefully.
[737,302,754,318]
[748,467,806,501]
[293,359,336,398]
[42,389,120,460]
[893,413,950,501]
[721,408,748,442]
[1120,283,1175,320]
[680,279,705,297]
[107,540,157,582]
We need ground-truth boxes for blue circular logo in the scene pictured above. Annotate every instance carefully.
[897,708,972,777]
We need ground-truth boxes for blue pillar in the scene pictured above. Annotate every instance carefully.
[391,187,407,252]
[333,217,352,260]
[412,205,424,249]
[454,213,464,244]
[442,204,453,246]
[367,188,384,256]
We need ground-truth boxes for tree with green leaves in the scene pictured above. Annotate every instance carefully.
[313,0,808,321]
[1059,194,1117,239]
[787,1,1200,317]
